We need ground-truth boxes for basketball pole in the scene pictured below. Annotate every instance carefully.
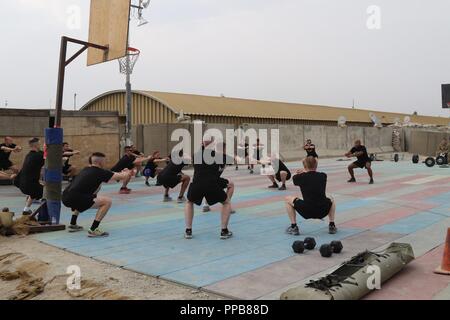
[45,36,107,225]
[125,40,133,147]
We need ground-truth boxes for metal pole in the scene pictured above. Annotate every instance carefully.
[55,36,68,128]
[125,38,132,145]
[74,93,77,111]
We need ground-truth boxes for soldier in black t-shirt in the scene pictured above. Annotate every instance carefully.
[304,139,319,159]
[185,138,234,240]
[0,136,22,180]
[62,142,80,180]
[202,142,237,214]
[62,152,133,237]
[13,138,44,215]
[345,140,374,184]
[143,151,169,187]
[111,146,153,194]
[157,151,190,203]
[285,156,337,235]
[260,154,292,191]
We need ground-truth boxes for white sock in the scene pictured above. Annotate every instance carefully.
[24,206,31,212]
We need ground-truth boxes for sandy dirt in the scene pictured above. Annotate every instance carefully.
[0,236,225,300]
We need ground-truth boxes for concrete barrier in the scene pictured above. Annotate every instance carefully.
[134,123,397,162]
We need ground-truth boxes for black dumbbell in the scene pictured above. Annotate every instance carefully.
[292,237,317,254]
[412,155,419,164]
[320,241,344,258]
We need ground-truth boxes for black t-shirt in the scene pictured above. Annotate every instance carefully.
[0,143,16,164]
[159,159,186,178]
[111,154,136,172]
[218,154,235,177]
[20,150,44,183]
[305,144,318,158]
[192,149,227,184]
[144,158,159,171]
[65,166,114,195]
[350,145,370,163]
[293,171,328,204]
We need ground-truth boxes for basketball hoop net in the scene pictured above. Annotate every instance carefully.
[118,47,140,75]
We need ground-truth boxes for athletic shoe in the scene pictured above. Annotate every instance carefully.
[230,209,236,214]
[185,229,193,239]
[22,210,32,216]
[163,195,173,202]
[119,188,131,194]
[268,183,279,189]
[329,224,338,234]
[347,178,356,183]
[249,169,254,174]
[202,205,211,212]
[286,225,300,236]
[220,230,233,240]
[278,185,287,191]
[369,179,374,185]
[177,196,187,204]
[88,229,109,238]
[68,225,84,233]
[145,181,151,187]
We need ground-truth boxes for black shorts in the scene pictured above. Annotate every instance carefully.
[275,170,292,182]
[19,182,43,200]
[62,190,96,213]
[219,178,229,189]
[307,153,318,158]
[0,160,13,171]
[293,198,332,220]
[157,174,182,189]
[353,159,371,169]
[187,182,228,206]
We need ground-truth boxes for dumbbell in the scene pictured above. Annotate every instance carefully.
[319,241,344,258]
[292,237,317,254]
[412,154,419,164]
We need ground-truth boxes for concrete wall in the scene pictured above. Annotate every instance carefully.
[404,128,450,156]
[134,123,395,161]
[0,110,122,169]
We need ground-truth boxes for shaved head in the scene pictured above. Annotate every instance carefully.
[303,156,318,170]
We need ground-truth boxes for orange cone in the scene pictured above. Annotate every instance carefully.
[434,228,450,275]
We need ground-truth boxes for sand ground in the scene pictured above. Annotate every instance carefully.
[0,236,225,300]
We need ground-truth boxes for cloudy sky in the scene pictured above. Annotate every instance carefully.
[1,0,449,117]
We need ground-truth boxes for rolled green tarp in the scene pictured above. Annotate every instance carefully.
[280,243,415,300]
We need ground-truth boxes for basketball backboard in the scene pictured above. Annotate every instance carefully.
[87,0,131,66]
[442,84,450,109]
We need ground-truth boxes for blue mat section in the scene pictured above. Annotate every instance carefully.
[375,212,444,234]
[157,228,362,287]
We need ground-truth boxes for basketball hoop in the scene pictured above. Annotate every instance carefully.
[118,47,140,75]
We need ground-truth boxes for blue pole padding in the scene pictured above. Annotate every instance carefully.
[46,200,62,224]
[44,168,63,183]
[45,128,64,145]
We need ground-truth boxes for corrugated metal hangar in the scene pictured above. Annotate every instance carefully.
[81,90,450,127]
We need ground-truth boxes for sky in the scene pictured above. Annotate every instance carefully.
[1,0,450,118]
